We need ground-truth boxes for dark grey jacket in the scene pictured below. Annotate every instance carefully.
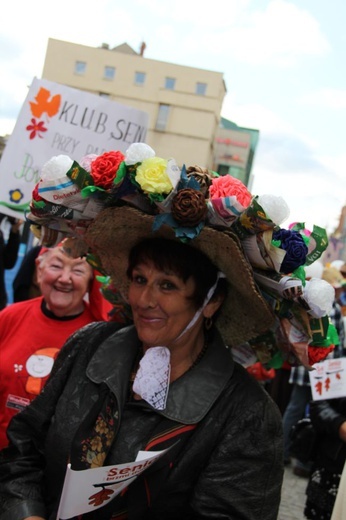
[0,322,283,519]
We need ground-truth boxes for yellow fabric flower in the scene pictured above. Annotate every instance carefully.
[136,157,173,194]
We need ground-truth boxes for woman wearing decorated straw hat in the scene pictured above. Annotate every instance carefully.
[0,144,284,519]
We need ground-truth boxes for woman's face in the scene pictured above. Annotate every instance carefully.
[37,248,93,317]
[128,260,200,348]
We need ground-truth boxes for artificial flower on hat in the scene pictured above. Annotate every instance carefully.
[152,165,209,241]
[89,151,125,190]
[234,194,291,271]
[185,165,214,197]
[231,194,290,239]
[271,228,308,274]
[133,156,172,201]
[36,154,89,211]
[73,150,127,200]
[207,174,252,227]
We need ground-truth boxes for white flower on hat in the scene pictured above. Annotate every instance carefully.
[302,278,335,318]
[125,143,155,165]
[40,155,74,181]
[257,194,290,226]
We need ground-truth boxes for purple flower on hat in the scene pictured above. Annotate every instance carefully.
[272,228,308,274]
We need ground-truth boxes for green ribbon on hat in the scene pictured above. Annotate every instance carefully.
[66,161,94,189]
[290,223,328,266]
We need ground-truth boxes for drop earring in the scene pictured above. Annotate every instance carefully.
[204,317,213,330]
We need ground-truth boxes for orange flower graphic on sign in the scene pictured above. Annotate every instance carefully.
[29,87,61,118]
[26,87,61,140]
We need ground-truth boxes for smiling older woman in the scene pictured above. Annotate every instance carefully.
[0,151,284,520]
[0,243,112,451]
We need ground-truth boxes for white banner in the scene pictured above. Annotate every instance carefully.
[0,77,149,219]
[309,356,346,400]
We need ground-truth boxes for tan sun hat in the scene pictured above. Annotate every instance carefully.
[322,266,345,289]
[84,205,274,347]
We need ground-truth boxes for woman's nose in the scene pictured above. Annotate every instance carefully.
[58,267,72,283]
[137,285,157,308]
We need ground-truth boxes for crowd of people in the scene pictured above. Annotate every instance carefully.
[0,144,345,519]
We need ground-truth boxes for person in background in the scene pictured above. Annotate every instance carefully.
[283,365,313,474]
[0,213,22,309]
[330,260,346,305]
[268,360,293,416]
[326,263,346,345]
[304,396,346,520]
[0,203,283,519]
[0,241,111,449]
[282,263,345,476]
[12,243,42,302]
[331,460,346,519]
[339,262,346,310]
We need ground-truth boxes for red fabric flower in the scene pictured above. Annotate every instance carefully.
[90,151,125,189]
[308,344,335,365]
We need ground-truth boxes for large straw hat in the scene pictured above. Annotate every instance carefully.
[84,205,274,347]
[27,143,332,364]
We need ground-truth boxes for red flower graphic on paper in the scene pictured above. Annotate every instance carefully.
[88,487,115,506]
[26,118,48,140]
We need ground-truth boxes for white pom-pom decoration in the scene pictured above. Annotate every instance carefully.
[40,155,74,181]
[257,194,290,226]
[125,143,155,165]
[303,278,335,318]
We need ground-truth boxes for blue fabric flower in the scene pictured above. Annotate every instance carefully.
[272,229,308,274]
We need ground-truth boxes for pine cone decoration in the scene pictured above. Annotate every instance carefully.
[171,188,207,227]
[186,166,213,198]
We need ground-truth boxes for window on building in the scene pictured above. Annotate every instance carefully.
[135,71,146,85]
[155,104,170,131]
[74,61,86,75]
[104,66,115,80]
[195,82,207,95]
[164,77,176,90]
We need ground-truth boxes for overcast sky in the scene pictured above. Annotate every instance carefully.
[1,0,345,234]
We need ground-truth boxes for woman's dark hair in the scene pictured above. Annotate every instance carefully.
[127,237,227,308]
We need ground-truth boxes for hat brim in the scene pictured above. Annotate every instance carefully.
[84,206,274,346]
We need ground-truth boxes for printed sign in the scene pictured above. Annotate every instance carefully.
[57,448,168,519]
[309,357,346,400]
[0,77,149,219]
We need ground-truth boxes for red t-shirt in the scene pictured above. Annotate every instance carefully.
[0,296,96,449]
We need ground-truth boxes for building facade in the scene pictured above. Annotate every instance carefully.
[41,38,227,169]
[215,118,259,187]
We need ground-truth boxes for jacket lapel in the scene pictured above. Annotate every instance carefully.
[86,325,234,424]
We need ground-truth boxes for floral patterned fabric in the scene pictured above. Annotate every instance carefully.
[70,383,118,470]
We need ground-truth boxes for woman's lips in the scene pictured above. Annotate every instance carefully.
[54,285,72,292]
[136,313,164,323]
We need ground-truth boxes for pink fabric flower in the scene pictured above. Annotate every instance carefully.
[209,175,252,208]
